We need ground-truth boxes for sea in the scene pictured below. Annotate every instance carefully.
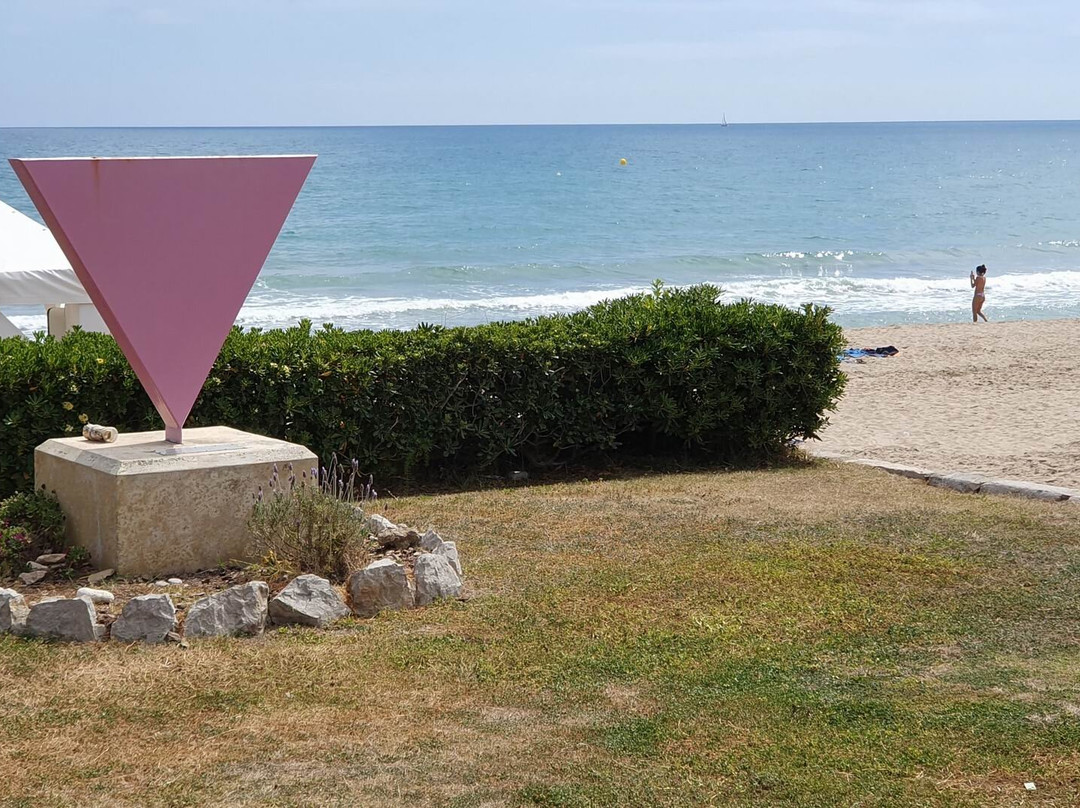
[3,122,1080,334]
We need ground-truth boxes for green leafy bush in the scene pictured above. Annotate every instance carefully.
[0,488,66,578]
[0,284,845,497]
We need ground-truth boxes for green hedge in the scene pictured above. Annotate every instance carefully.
[0,284,845,496]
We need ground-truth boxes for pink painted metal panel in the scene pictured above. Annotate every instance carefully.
[10,155,315,442]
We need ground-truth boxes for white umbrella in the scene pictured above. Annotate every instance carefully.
[0,199,92,336]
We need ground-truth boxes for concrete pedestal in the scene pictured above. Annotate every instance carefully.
[35,427,317,577]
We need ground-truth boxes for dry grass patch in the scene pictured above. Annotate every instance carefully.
[2,462,1080,807]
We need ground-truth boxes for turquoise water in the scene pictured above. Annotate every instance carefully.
[3,122,1080,332]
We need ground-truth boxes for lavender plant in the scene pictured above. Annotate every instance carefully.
[247,458,376,583]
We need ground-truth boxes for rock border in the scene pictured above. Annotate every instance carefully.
[809,449,1080,504]
[0,514,467,644]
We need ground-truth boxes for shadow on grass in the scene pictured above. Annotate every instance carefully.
[374,445,819,500]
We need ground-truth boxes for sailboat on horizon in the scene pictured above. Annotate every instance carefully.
[721,114,728,127]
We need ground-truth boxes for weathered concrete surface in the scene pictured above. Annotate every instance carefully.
[35,427,316,577]
[978,480,1075,501]
[810,450,933,480]
[844,458,934,481]
[927,472,992,494]
[808,447,1080,503]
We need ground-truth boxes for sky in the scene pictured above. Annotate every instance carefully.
[1,0,1078,126]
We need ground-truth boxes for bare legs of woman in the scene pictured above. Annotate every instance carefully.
[972,294,988,322]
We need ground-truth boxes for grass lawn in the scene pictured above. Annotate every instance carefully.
[2,461,1080,807]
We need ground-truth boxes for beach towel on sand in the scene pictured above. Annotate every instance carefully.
[840,346,899,361]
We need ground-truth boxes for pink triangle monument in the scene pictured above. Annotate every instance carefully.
[10,155,316,442]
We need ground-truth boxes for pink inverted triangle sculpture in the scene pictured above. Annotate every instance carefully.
[10,155,316,443]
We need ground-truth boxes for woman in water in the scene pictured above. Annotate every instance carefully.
[970,264,988,322]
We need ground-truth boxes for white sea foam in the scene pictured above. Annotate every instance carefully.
[6,271,1080,335]
[234,285,654,329]
[719,270,1080,315]
[233,270,1080,329]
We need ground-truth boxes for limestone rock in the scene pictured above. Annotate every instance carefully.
[414,554,462,607]
[26,597,103,642]
[112,594,177,644]
[366,513,397,536]
[87,568,115,585]
[19,569,47,586]
[184,582,268,638]
[420,529,445,552]
[36,553,67,565]
[167,578,183,585]
[376,526,421,551]
[269,574,350,628]
[0,589,29,635]
[76,587,115,604]
[434,540,463,578]
[165,631,188,648]
[27,561,48,571]
[347,559,414,618]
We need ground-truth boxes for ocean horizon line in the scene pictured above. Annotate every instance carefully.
[3,118,1080,131]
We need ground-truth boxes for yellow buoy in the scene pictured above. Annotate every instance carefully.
[619,158,628,166]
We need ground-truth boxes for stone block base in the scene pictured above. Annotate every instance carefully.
[35,427,317,577]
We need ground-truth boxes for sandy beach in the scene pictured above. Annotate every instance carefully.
[817,318,1080,490]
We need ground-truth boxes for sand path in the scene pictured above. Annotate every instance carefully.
[817,319,1080,490]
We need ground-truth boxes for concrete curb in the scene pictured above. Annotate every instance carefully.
[808,449,1080,504]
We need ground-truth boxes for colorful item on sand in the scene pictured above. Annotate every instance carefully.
[840,346,899,361]
[10,155,316,443]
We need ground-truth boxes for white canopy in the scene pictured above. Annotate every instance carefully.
[0,199,90,306]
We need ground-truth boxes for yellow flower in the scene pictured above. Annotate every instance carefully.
[62,401,74,411]
[96,358,105,365]
[78,414,89,424]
